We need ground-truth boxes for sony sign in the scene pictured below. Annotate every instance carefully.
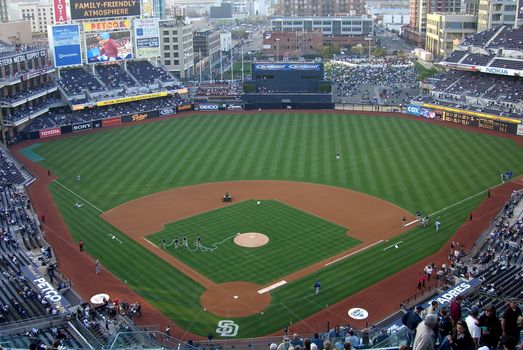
[72,122,92,132]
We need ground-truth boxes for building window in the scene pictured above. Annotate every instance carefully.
[164,52,170,58]
[165,60,171,65]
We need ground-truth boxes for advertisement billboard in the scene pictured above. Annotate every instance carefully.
[96,91,168,107]
[39,127,62,139]
[53,0,67,22]
[102,116,122,127]
[85,31,133,64]
[49,24,82,68]
[406,105,421,116]
[83,19,131,32]
[69,0,141,20]
[0,49,47,67]
[120,110,159,123]
[72,121,93,132]
[253,63,322,71]
[134,18,160,58]
[159,107,176,116]
[198,103,220,111]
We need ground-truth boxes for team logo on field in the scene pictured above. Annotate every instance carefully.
[216,320,239,337]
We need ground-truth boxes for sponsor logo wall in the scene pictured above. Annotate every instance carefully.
[49,24,82,68]
[96,91,168,107]
[102,116,122,127]
[85,30,133,63]
[253,63,322,71]
[134,18,160,58]
[69,0,141,20]
[83,19,131,32]
[159,107,176,116]
[177,104,193,111]
[517,124,523,137]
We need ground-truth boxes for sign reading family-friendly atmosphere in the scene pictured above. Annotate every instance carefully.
[69,0,141,20]
[85,31,133,63]
[134,18,160,58]
[48,24,82,68]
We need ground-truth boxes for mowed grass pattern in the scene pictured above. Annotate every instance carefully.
[148,200,359,284]
[32,113,523,337]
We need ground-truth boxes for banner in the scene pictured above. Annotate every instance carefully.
[198,103,220,111]
[53,0,67,22]
[253,63,323,71]
[159,107,176,116]
[102,116,122,126]
[49,24,82,68]
[69,0,141,20]
[86,30,133,63]
[83,19,131,32]
[120,110,159,123]
[21,265,70,313]
[227,104,243,110]
[134,18,160,58]
[177,104,193,111]
[39,127,61,138]
[517,124,523,136]
[0,49,47,68]
[406,105,421,116]
[97,91,168,107]
[72,121,93,132]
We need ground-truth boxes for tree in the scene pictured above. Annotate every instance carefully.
[371,47,387,57]
[315,44,341,59]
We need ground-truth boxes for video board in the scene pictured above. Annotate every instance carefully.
[134,18,160,58]
[85,30,133,63]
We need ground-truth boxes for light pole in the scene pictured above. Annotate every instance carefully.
[275,38,280,62]
[365,36,373,59]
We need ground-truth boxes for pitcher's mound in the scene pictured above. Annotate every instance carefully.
[234,232,269,248]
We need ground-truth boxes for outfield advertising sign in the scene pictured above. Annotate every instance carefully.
[39,127,62,139]
[198,104,220,111]
[121,110,159,123]
[49,24,82,67]
[83,19,131,32]
[134,18,160,58]
[72,121,93,132]
[102,116,122,127]
[159,107,176,116]
[517,124,523,136]
[406,105,421,116]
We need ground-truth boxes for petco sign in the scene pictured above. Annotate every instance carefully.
[199,104,219,111]
[39,127,62,138]
[407,105,421,116]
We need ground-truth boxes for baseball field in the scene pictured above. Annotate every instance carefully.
[22,112,523,338]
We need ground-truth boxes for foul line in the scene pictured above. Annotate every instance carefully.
[324,239,383,267]
[54,180,104,213]
[429,189,488,217]
[258,280,287,294]
[143,238,159,248]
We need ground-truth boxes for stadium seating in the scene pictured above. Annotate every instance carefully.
[95,64,137,89]
[127,61,178,85]
[57,68,105,95]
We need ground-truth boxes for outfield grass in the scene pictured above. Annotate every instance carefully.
[148,200,359,284]
[32,113,523,337]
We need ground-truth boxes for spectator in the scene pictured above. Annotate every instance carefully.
[413,314,439,350]
[478,305,502,349]
[446,320,474,350]
[465,306,481,349]
[502,301,522,339]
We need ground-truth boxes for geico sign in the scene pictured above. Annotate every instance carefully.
[40,128,61,138]
[132,113,148,122]
[199,104,219,111]
[72,122,92,132]
[407,106,420,114]
[34,277,62,302]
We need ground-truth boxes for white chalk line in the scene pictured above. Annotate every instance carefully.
[325,239,383,267]
[54,180,104,213]
[258,280,287,294]
[143,238,159,248]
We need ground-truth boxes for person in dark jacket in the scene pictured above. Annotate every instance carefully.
[478,305,502,349]
[447,321,474,350]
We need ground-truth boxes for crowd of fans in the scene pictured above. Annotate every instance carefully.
[327,58,419,106]
[190,81,242,98]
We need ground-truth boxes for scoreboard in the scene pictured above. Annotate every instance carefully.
[421,104,521,135]
[441,111,517,133]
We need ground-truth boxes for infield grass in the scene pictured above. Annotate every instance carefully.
[30,113,523,337]
[147,200,359,284]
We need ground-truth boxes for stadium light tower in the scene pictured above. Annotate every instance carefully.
[365,36,373,59]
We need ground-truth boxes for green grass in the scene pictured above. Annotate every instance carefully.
[147,200,359,284]
[31,113,523,337]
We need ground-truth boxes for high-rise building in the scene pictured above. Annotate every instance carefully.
[425,12,477,57]
[477,0,518,31]
[278,0,365,16]
[404,0,462,46]
[0,0,8,22]
[9,2,54,34]
[159,18,194,79]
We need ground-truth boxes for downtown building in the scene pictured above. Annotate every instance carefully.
[477,0,519,31]
[159,18,195,79]
[276,0,366,16]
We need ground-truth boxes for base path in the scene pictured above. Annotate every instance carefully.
[102,180,415,316]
